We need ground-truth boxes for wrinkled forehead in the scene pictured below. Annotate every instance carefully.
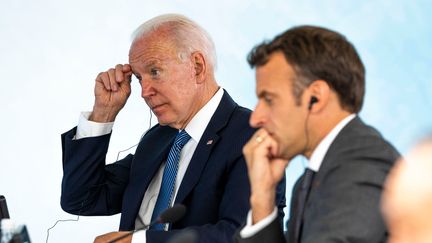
[128,33,180,65]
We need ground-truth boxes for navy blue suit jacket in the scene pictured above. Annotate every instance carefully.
[61,92,286,243]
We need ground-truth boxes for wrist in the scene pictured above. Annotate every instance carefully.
[250,190,276,224]
[89,107,119,123]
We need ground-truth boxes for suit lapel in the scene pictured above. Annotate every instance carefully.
[289,117,365,239]
[174,91,237,204]
[287,118,363,240]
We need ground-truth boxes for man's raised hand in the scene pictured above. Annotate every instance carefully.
[90,64,133,122]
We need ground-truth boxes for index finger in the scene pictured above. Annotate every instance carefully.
[122,64,132,72]
[115,64,127,83]
[249,128,270,145]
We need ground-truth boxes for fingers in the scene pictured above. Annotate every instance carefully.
[94,231,131,243]
[115,64,130,84]
[116,64,133,83]
[122,63,132,72]
[96,64,132,92]
[254,135,288,181]
[96,71,112,91]
[245,129,285,223]
[107,68,118,91]
[243,129,274,163]
[95,68,118,92]
[252,129,281,158]
[243,128,288,183]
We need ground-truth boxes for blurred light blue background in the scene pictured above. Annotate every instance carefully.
[0,0,430,242]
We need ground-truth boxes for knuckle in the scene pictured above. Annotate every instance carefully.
[96,72,104,79]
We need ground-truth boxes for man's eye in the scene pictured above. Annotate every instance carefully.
[150,68,160,77]
[264,96,273,105]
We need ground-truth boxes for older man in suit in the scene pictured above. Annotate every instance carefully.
[60,14,286,243]
[236,26,399,243]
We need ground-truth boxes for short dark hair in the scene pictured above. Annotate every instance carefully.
[248,25,365,113]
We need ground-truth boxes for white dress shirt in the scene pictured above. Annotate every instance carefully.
[240,114,356,238]
[75,88,224,243]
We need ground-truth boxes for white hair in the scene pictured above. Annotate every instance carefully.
[131,14,217,70]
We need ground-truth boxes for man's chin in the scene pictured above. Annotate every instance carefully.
[156,117,182,129]
[157,121,172,127]
[269,151,289,161]
[154,117,169,127]
[278,150,296,161]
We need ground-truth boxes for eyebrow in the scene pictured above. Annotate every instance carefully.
[131,60,163,76]
[257,90,276,99]
[143,59,162,67]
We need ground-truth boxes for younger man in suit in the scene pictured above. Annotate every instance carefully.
[237,26,399,243]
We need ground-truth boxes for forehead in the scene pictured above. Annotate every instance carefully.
[255,52,296,94]
[129,30,179,65]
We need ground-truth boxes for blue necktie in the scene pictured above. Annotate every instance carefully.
[150,130,191,230]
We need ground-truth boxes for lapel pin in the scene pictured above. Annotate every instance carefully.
[206,139,213,145]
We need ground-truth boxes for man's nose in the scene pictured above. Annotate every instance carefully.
[141,79,156,98]
[249,103,266,128]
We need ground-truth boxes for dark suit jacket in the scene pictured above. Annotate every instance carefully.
[61,92,286,243]
[236,117,400,243]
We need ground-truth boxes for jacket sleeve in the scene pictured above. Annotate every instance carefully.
[234,217,286,243]
[60,127,132,216]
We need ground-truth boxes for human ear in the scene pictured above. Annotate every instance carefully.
[305,80,330,112]
[191,51,206,83]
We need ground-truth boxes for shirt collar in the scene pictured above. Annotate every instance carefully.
[182,87,224,143]
[308,114,356,172]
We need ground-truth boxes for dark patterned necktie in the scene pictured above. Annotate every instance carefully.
[293,168,315,243]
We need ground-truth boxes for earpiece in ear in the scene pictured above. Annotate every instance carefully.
[308,96,318,110]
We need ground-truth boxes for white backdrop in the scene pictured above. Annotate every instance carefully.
[0,0,431,242]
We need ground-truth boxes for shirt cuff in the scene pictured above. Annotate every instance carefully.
[239,207,278,238]
[131,230,146,243]
[75,111,114,139]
